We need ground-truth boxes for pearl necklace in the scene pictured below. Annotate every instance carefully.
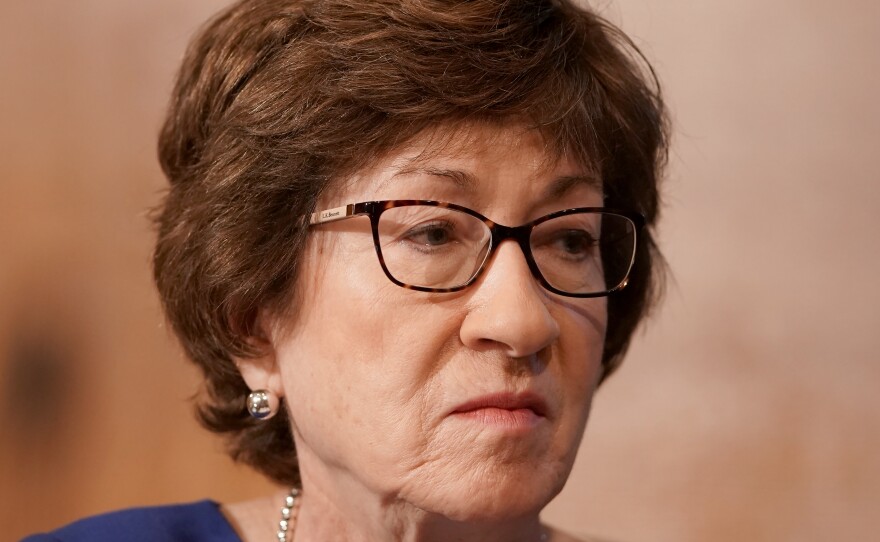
[277,488,301,541]
[275,487,550,542]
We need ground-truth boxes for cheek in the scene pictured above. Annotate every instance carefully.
[559,296,607,373]
[278,239,462,477]
[552,298,607,436]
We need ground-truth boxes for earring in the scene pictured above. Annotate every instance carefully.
[247,389,279,420]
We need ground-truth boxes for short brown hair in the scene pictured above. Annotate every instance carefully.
[154,0,668,486]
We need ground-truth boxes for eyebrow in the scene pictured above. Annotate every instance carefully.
[389,166,602,200]
[390,166,477,191]
[545,174,603,199]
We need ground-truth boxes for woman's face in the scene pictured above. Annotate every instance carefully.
[265,123,607,521]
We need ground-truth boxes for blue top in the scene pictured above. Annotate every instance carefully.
[20,500,242,542]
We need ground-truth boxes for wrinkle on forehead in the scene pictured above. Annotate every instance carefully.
[326,119,601,202]
[385,121,597,188]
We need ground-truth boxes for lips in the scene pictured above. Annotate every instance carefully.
[450,391,549,419]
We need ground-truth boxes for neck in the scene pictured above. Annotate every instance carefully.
[292,455,547,542]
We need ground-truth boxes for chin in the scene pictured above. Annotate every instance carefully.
[438,493,552,524]
[419,467,565,523]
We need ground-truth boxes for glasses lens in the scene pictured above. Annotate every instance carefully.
[530,212,636,295]
[377,205,491,289]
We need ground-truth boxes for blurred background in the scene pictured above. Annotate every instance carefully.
[1,0,878,540]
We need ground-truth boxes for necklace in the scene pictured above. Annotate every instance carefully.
[277,488,301,541]
[275,487,549,542]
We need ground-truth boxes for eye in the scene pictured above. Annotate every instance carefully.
[403,221,456,248]
[532,227,598,262]
[557,229,596,255]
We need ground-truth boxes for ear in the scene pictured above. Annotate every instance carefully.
[235,309,285,399]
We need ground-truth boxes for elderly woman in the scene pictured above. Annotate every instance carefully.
[24,0,666,540]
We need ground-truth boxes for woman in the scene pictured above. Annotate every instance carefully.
[24,0,666,540]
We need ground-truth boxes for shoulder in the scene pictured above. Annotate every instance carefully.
[20,500,241,542]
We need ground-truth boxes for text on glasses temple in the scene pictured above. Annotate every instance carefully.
[310,204,356,225]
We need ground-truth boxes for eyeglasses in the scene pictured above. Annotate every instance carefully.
[309,200,644,298]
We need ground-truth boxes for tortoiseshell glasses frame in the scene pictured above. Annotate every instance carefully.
[309,200,644,298]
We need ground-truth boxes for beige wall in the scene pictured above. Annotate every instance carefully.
[1,1,878,541]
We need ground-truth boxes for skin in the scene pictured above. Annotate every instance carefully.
[230,122,608,542]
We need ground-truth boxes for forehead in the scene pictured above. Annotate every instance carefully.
[331,121,602,205]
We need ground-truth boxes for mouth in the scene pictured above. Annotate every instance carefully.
[449,392,549,430]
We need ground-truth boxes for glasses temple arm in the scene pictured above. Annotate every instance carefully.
[309,204,356,225]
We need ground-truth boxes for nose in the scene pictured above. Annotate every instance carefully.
[459,240,560,358]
